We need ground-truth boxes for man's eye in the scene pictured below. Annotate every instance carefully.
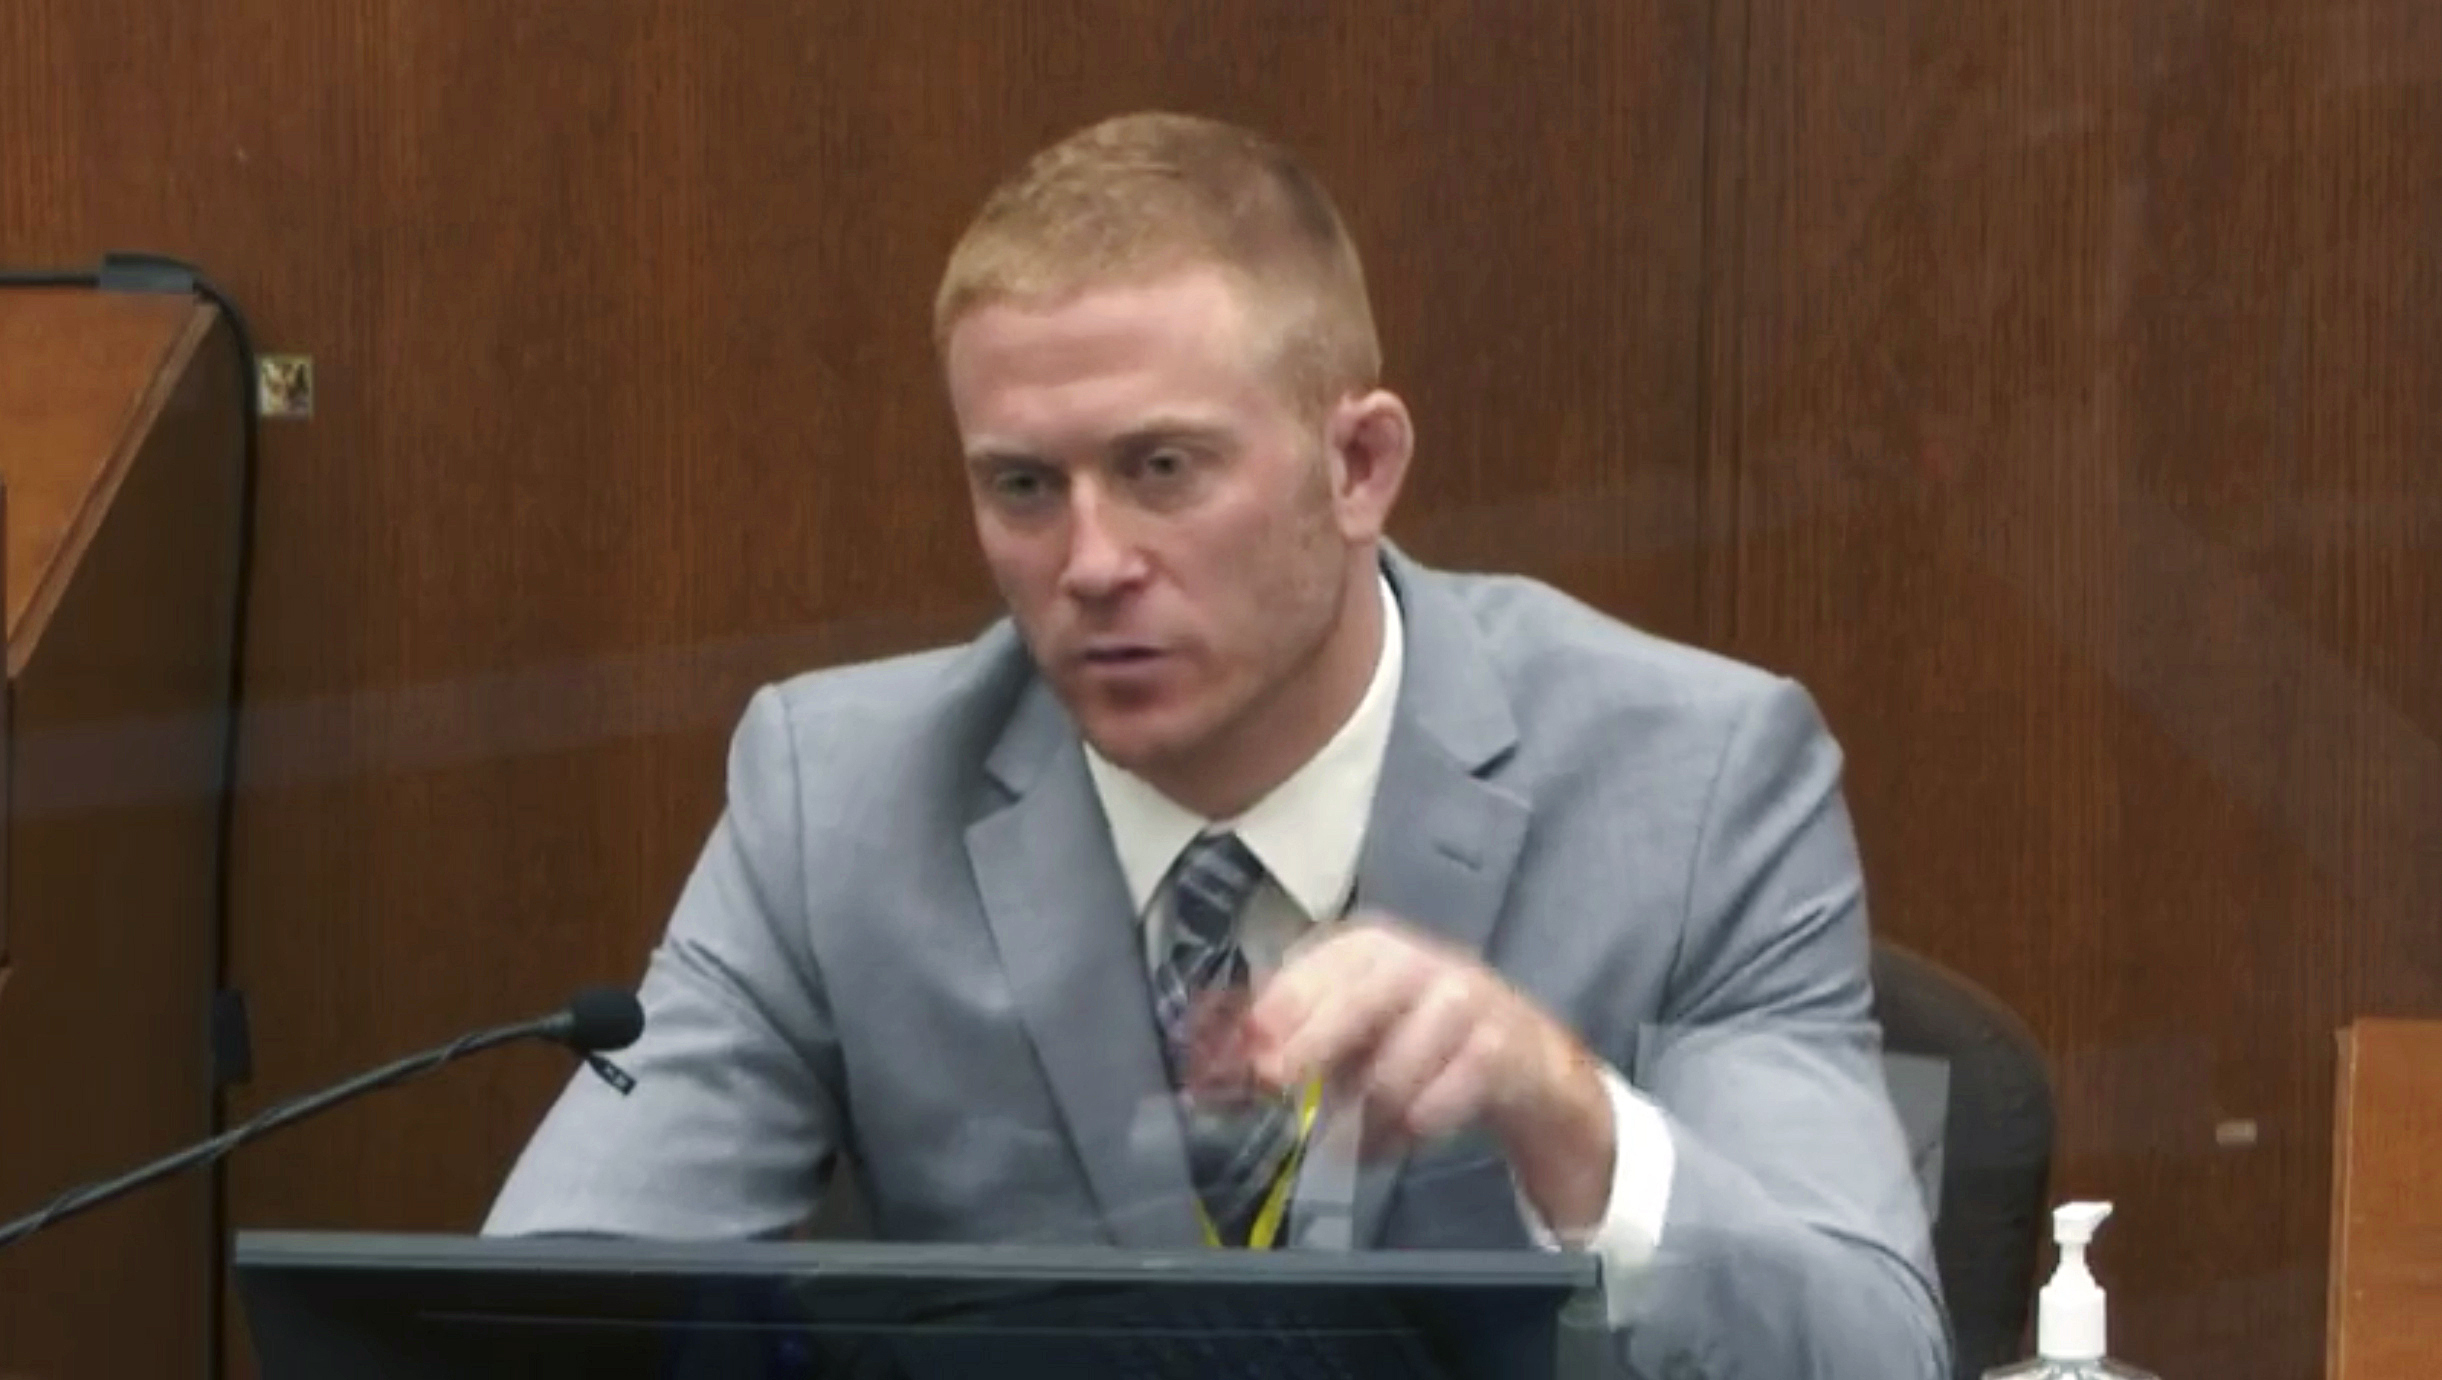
[1141,450,1190,480]
[990,468,1050,501]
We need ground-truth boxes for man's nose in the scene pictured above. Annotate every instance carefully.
[1058,488,1143,601]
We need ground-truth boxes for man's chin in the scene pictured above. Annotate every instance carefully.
[1078,725,1183,776]
[1073,707,1205,778]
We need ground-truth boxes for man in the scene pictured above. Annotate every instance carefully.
[487,111,1948,1379]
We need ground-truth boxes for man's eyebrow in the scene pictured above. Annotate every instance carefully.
[964,447,1047,471]
[964,420,1235,472]
[1111,419,1232,451]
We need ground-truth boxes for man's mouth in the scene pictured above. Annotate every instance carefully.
[1081,646,1162,666]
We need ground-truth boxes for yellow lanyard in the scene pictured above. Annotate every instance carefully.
[1194,1078,1325,1250]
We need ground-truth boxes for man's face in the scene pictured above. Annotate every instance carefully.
[944,266,1364,792]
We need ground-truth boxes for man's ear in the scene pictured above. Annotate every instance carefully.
[1327,390,1414,542]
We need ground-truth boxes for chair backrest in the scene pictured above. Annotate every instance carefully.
[1872,940,2058,1380]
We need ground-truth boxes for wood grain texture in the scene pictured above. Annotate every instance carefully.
[0,291,199,662]
[2328,1020,2442,1380]
[1,479,7,968]
[7,4,1711,1374]
[1709,2,2442,1378]
[0,295,241,1380]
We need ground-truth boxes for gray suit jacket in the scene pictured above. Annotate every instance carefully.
[486,550,1948,1379]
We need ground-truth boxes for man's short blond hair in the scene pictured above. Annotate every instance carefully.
[934,111,1382,419]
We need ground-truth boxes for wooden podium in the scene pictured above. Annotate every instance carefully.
[0,287,249,1379]
[2329,1019,2442,1380]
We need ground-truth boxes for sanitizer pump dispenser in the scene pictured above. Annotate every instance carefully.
[1983,1201,2161,1380]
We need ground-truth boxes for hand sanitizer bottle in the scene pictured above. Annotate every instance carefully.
[1984,1201,2161,1379]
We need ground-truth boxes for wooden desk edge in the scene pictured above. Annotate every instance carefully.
[6,299,222,679]
[2327,1024,2359,1380]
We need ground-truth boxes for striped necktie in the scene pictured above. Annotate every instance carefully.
[1151,831,1301,1246]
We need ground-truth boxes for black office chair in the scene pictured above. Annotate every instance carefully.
[1872,940,2058,1380]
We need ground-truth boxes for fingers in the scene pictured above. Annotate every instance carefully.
[1355,970,1478,1130]
[1245,921,1525,1151]
[1181,989,1262,1102]
[1246,927,1417,1091]
[1397,1022,1504,1143]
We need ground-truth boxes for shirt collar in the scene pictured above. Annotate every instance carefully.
[1085,569,1405,922]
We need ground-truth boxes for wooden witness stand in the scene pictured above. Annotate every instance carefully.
[0,286,247,1378]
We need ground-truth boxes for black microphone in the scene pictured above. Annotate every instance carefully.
[0,986,644,1251]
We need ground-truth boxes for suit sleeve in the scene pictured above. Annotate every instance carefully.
[1607,678,1952,1380]
[483,685,844,1239]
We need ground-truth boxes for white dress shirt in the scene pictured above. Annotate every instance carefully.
[1082,571,1673,1305]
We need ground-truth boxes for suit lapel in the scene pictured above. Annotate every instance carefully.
[1344,554,1532,1247]
[967,680,1202,1249]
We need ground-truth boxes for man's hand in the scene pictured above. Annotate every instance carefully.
[1237,916,1618,1234]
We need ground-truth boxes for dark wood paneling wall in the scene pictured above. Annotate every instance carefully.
[2,2,2435,1378]
[1710,2,2442,1376]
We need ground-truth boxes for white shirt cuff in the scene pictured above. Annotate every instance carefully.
[1511,1063,1674,1326]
